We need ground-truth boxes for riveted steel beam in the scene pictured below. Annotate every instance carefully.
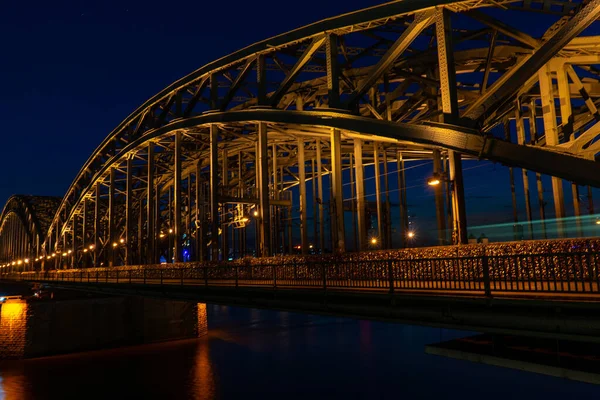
[464,0,600,123]
[269,36,326,107]
[345,10,435,109]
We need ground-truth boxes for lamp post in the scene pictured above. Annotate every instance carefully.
[427,172,461,245]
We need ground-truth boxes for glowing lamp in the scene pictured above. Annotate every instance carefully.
[427,177,441,186]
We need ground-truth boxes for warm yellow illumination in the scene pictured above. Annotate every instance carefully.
[169,228,173,234]
[17,260,22,265]
[596,220,600,225]
[253,210,259,217]
[119,238,125,244]
[309,244,313,249]
[67,250,72,254]
[407,231,415,239]
[241,217,249,223]
[89,244,95,250]
[62,252,67,257]
[83,249,88,253]
[11,262,15,266]
[46,256,51,260]
[34,258,38,262]
[52,253,56,257]
[159,233,166,238]
[112,242,118,247]
[371,237,378,245]
[427,177,441,186]
[24,259,29,263]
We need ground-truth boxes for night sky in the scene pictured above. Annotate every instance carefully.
[1,0,595,244]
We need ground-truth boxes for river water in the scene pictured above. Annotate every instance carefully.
[0,304,597,399]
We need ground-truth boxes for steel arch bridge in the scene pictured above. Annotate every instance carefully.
[0,196,61,265]
[4,0,600,271]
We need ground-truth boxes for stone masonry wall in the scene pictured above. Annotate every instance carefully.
[0,297,204,359]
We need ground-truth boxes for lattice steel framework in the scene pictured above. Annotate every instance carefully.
[0,196,60,266]
[4,0,600,270]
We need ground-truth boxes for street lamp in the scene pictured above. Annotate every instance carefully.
[427,173,444,186]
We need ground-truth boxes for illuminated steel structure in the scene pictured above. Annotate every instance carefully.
[0,196,60,266]
[4,0,600,270]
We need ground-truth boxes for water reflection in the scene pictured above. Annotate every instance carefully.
[0,304,596,399]
[0,302,28,359]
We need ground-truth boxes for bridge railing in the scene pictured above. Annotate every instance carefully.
[5,250,600,297]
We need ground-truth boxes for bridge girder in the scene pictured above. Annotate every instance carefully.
[4,0,600,268]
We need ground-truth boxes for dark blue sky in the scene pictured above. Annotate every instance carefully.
[0,0,383,203]
[0,0,592,243]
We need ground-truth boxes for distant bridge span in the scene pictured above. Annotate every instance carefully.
[4,0,600,270]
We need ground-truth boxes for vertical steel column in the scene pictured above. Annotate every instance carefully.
[210,125,220,261]
[382,150,392,249]
[373,144,383,244]
[529,101,547,238]
[195,160,204,261]
[257,54,267,106]
[173,132,182,262]
[432,149,446,245]
[326,33,340,109]
[125,156,133,265]
[504,120,519,238]
[349,155,357,250]
[397,151,409,247]
[312,158,318,251]
[572,184,582,237]
[257,122,271,257]
[273,145,279,253]
[221,149,228,260]
[94,183,100,266]
[71,215,78,269]
[515,103,534,238]
[436,7,467,244]
[316,140,325,253]
[354,140,366,250]
[137,196,143,265]
[146,143,155,264]
[539,64,566,235]
[556,64,582,237]
[155,186,162,261]
[330,128,345,252]
[82,198,88,268]
[298,139,308,254]
[108,167,116,266]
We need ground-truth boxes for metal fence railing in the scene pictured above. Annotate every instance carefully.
[4,251,600,298]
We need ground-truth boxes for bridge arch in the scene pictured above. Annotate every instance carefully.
[5,0,600,270]
[0,196,60,268]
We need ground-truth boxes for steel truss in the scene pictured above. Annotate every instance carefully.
[3,0,600,269]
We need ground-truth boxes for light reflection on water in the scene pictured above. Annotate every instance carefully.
[0,304,597,399]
